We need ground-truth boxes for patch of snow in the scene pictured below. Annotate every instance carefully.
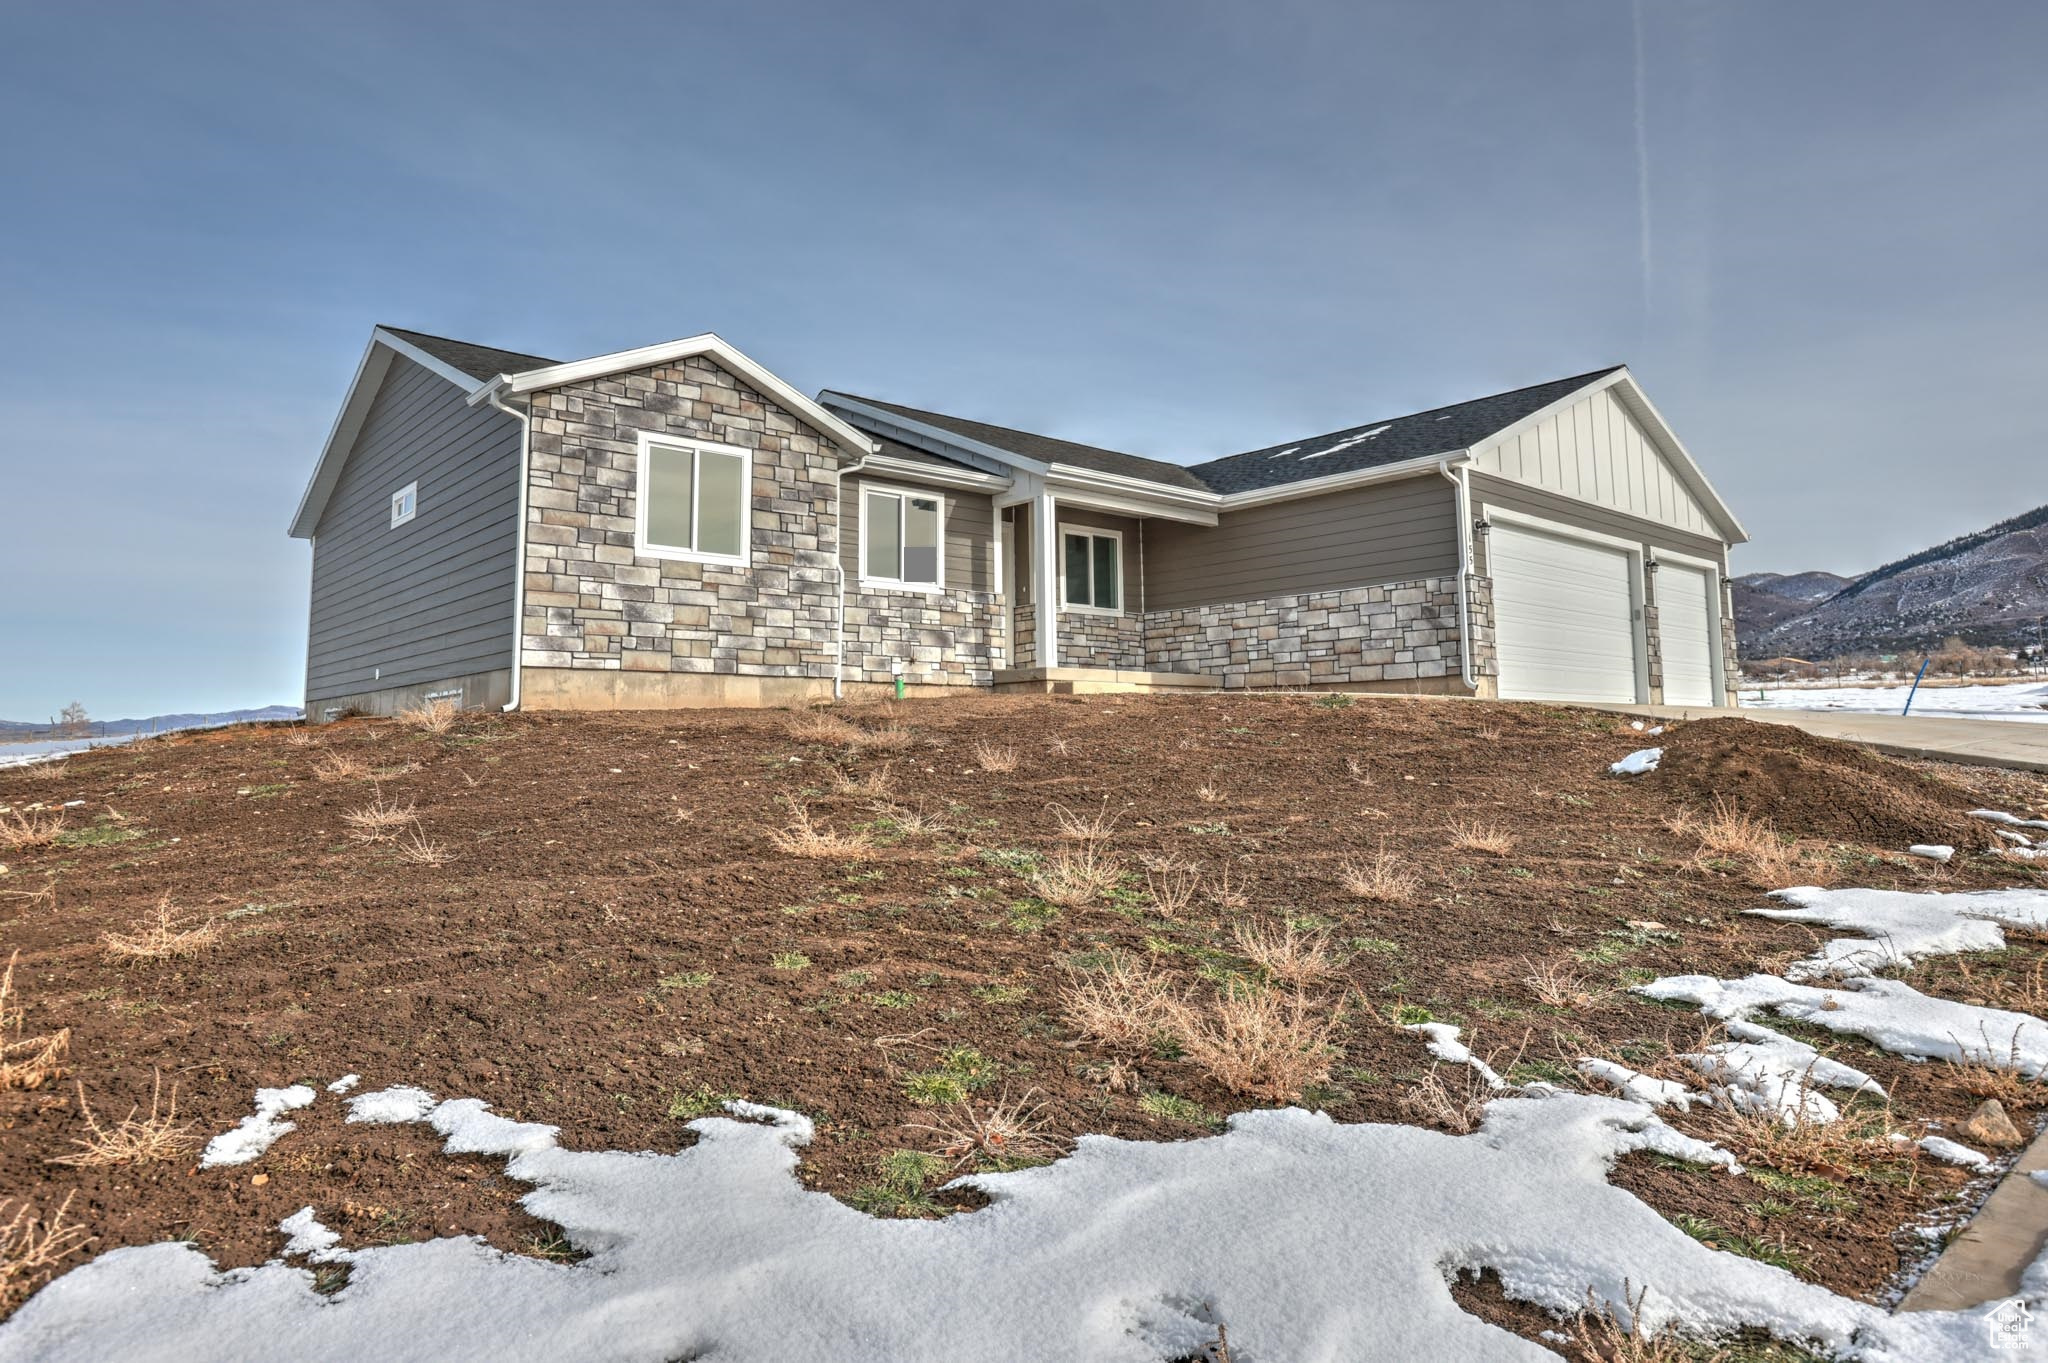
[1688,1018,1885,1125]
[198,1086,316,1169]
[1405,1021,1505,1087]
[1299,425,1390,459]
[1648,725,1666,736]
[1917,1136,1991,1170]
[1909,845,1955,863]
[326,1074,360,1094]
[346,1086,439,1124]
[278,1208,346,1262]
[1973,809,2048,832]
[1610,747,1662,776]
[5,1089,2028,1362]
[1742,682,2048,726]
[1631,720,1646,731]
[1576,1058,1697,1110]
[1749,886,2048,980]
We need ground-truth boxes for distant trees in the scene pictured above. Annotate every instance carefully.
[57,701,89,738]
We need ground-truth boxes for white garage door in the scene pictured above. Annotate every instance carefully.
[1492,522,1639,703]
[1657,562,1718,706]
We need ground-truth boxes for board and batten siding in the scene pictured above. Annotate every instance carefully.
[305,355,522,704]
[1469,385,1717,538]
[838,473,995,593]
[1142,474,1458,612]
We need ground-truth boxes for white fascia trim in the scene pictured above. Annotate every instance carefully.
[1046,464,1220,510]
[503,335,878,458]
[1471,367,1747,545]
[849,453,1012,493]
[1215,451,1471,511]
[818,393,1048,479]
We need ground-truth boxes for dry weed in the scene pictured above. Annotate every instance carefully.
[767,797,876,859]
[1196,783,1225,804]
[311,750,372,782]
[1048,799,1118,843]
[1522,957,1611,1011]
[47,1072,197,1166]
[788,711,864,746]
[1567,1282,1723,1363]
[1949,1025,2042,1107]
[1206,864,1248,912]
[342,788,418,842]
[0,1192,92,1310]
[395,697,460,734]
[1447,820,1515,856]
[1337,843,1418,903]
[1697,1089,1913,1179]
[1045,736,1071,757]
[1233,921,1336,986]
[906,1089,1064,1169]
[1024,845,1123,907]
[1166,984,1338,1101]
[394,825,456,867]
[1399,1062,1495,1134]
[852,724,915,752]
[872,802,946,837]
[1060,952,1174,1048]
[971,740,1018,774]
[828,763,895,798]
[0,808,63,851]
[0,953,69,1092]
[282,729,319,748]
[1145,861,1203,919]
[102,896,223,962]
[1344,756,1374,784]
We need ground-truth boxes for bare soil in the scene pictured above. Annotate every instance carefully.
[2,694,2043,1350]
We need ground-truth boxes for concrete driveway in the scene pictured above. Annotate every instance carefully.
[1582,703,2048,774]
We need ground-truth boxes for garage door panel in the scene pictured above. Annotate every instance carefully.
[1492,523,1639,703]
[1658,563,1717,706]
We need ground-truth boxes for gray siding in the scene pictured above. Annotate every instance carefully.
[1142,475,1458,611]
[306,355,522,704]
[839,474,995,593]
[1468,472,1727,561]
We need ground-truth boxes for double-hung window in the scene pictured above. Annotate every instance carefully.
[637,435,750,566]
[1060,526,1121,613]
[862,486,944,590]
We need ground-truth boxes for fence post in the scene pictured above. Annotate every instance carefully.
[1901,656,1931,716]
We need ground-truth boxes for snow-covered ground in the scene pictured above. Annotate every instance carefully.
[0,735,138,769]
[1740,680,2048,724]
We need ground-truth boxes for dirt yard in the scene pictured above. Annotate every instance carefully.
[1,693,2042,1350]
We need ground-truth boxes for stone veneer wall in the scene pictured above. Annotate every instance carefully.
[520,356,841,680]
[1141,575,1476,689]
[1056,607,1147,670]
[843,588,1004,686]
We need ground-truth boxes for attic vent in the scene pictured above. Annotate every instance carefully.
[1300,425,1390,460]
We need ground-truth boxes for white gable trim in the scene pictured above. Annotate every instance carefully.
[288,327,484,539]
[1470,368,1746,544]
[819,392,1048,479]
[500,336,876,459]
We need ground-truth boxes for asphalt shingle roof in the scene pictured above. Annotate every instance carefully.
[829,394,1213,493]
[1187,366,1625,495]
[381,326,559,384]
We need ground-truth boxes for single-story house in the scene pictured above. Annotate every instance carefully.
[288,326,1747,719]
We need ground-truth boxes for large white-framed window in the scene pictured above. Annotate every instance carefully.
[1058,524,1122,614]
[389,481,417,528]
[635,432,752,567]
[860,483,946,592]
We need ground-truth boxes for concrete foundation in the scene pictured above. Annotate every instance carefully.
[308,668,510,723]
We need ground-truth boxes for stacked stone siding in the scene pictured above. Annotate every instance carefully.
[1142,576,1468,688]
[843,589,1004,686]
[520,356,842,680]
[1056,608,1146,670]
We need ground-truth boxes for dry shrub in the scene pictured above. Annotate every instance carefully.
[102,896,222,961]
[1951,955,2048,1018]
[788,711,863,747]
[1399,1062,1496,1135]
[1206,864,1248,912]
[872,802,946,837]
[1165,984,1338,1102]
[1698,1090,1912,1179]
[1337,842,1417,903]
[1667,795,1826,888]
[1196,783,1226,804]
[971,740,1018,774]
[1949,1024,2041,1107]
[906,1089,1063,1169]
[1048,799,1119,843]
[1522,957,1611,1011]
[395,825,456,867]
[1023,845,1122,907]
[0,808,63,851]
[48,1072,196,1166]
[312,750,372,782]
[342,788,418,842]
[395,697,460,735]
[0,953,69,1092]
[282,729,319,748]
[1045,736,1071,757]
[1233,921,1335,986]
[767,797,875,859]
[0,1192,91,1310]
[1145,861,1202,919]
[828,762,895,798]
[1060,952,1174,1047]
[1447,820,1515,856]
[852,724,916,752]
[1567,1282,1721,1363]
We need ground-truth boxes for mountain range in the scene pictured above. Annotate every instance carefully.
[1738,503,2048,659]
[0,705,301,739]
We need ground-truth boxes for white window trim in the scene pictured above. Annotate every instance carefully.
[857,481,948,594]
[390,481,418,528]
[633,431,753,568]
[1056,523,1124,616]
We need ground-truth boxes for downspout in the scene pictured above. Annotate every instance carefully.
[1438,459,1478,694]
[483,382,532,713]
[832,459,869,701]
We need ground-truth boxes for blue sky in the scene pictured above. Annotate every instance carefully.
[2,1,2042,718]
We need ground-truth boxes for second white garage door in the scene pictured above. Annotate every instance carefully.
[1657,562,1719,706]
[1492,522,1640,703]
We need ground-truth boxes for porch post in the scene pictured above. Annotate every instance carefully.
[1034,490,1058,670]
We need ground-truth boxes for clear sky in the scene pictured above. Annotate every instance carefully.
[2,1,2042,719]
